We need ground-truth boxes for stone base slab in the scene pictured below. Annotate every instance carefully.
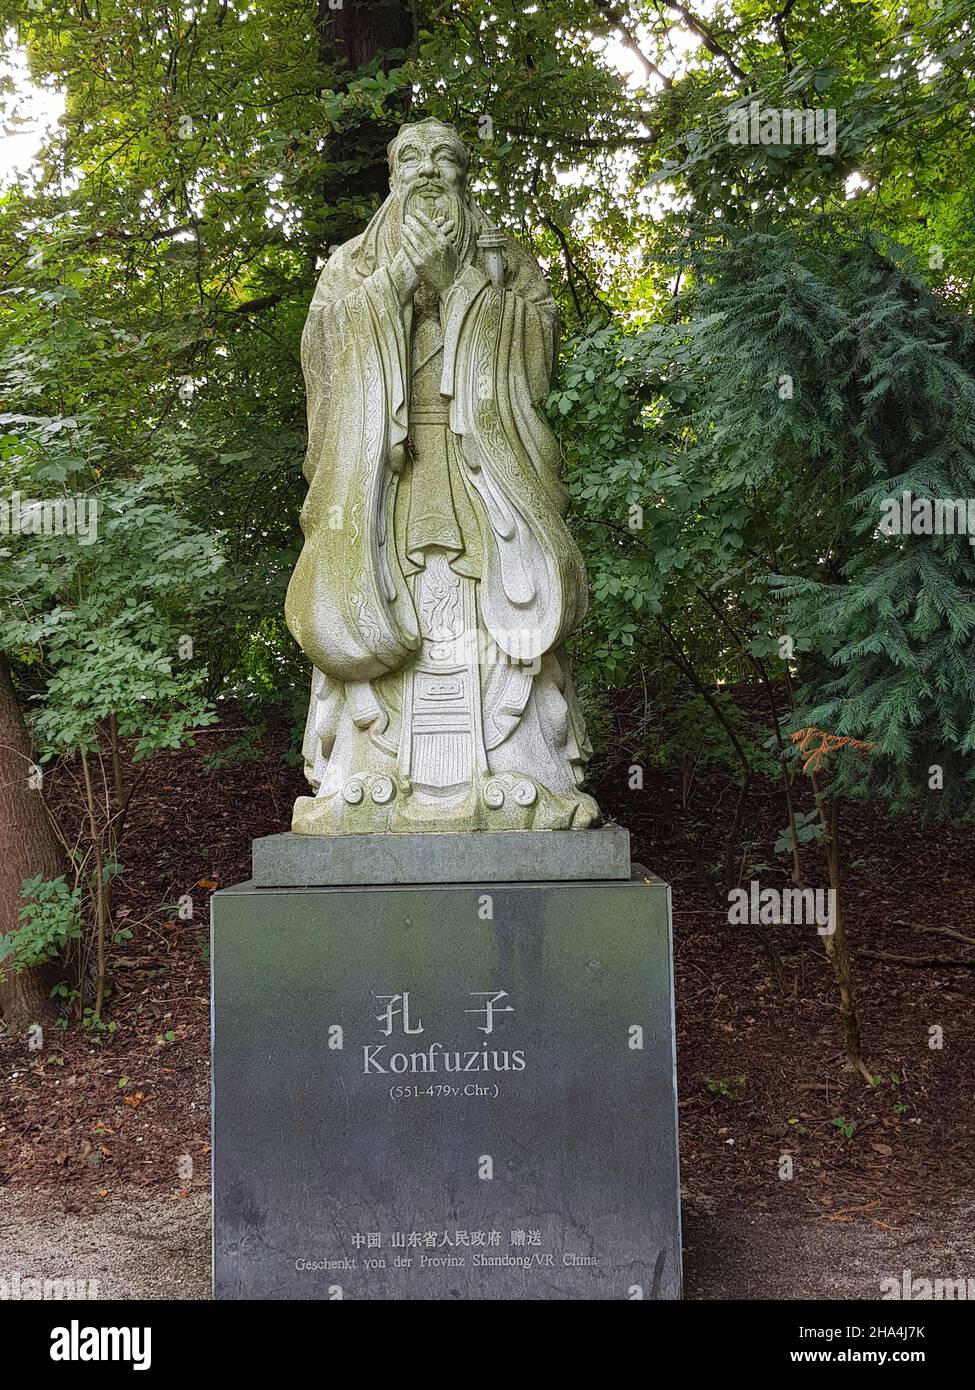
[252,825,630,887]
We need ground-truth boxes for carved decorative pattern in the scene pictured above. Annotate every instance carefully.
[484,779,506,808]
[342,778,365,805]
[371,776,395,804]
[513,778,537,807]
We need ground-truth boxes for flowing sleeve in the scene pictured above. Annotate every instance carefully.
[439,245,588,662]
[285,250,420,682]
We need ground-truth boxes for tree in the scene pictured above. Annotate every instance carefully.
[0,654,64,1026]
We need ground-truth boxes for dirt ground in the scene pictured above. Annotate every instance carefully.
[0,1188,211,1300]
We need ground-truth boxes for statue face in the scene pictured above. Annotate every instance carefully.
[391,128,467,217]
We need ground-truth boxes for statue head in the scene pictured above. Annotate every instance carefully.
[387,119,470,234]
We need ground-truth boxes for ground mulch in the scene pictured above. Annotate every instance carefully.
[2,702,972,1235]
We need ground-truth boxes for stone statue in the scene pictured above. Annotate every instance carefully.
[285,118,601,834]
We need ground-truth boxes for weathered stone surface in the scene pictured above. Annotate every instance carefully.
[212,872,681,1300]
[252,826,631,886]
[286,119,600,835]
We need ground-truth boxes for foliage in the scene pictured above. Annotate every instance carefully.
[557,214,975,823]
[0,873,81,973]
[0,3,973,1028]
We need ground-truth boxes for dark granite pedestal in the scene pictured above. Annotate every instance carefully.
[211,865,681,1300]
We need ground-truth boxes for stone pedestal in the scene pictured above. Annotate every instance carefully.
[211,864,681,1300]
[251,824,631,886]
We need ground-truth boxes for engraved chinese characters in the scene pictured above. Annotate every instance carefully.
[285,119,600,833]
[365,990,523,1077]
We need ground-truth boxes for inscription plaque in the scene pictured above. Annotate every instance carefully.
[211,873,681,1300]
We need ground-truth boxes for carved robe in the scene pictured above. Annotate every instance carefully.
[285,195,598,832]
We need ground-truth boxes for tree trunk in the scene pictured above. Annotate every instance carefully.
[320,0,412,72]
[314,0,415,250]
[0,655,64,1027]
[819,792,872,1082]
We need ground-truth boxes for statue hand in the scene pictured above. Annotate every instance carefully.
[401,211,459,296]
[391,248,420,305]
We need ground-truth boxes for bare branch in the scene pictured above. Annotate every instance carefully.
[663,2,749,83]
[591,0,674,89]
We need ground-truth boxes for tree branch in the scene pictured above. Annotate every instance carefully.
[663,2,749,82]
[218,293,283,317]
[591,0,674,89]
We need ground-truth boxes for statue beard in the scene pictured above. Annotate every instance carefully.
[402,180,462,233]
[398,181,475,263]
